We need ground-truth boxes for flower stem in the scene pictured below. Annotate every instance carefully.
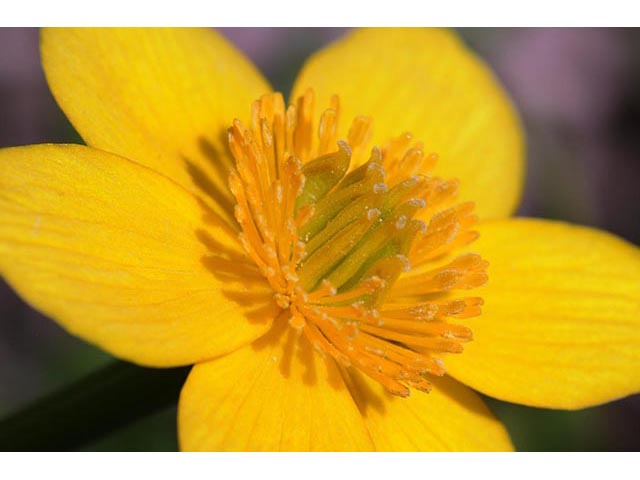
[0,360,190,451]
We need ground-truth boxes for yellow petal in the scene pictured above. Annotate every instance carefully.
[178,320,373,451]
[346,372,512,451]
[446,218,640,409]
[41,28,271,226]
[0,144,276,367]
[292,28,524,220]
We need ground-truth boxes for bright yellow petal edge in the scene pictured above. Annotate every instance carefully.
[0,144,276,367]
[446,218,640,409]
[292,27,525,220]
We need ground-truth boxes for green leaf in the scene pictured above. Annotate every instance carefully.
[0,360,189,451]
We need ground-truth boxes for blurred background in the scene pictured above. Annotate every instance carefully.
[0,27,639,451]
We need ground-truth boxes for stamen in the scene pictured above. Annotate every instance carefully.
[294,89,315,162]
[347,116,373,157]
[393,253,489,296]
[227,89,487,397]
[317,95,340,155]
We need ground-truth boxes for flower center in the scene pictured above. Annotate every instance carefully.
[228,89,487,397]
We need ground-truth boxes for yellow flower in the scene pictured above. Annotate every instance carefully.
[1,27,639,451]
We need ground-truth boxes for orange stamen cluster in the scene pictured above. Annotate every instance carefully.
[228,89,487,397]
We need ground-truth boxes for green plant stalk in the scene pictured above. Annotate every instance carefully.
[0,360,190,451]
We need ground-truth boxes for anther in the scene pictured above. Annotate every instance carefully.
[227,89,484,398]
[373,183,388,194]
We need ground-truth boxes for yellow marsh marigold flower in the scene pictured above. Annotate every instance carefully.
[1,28,640,451]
